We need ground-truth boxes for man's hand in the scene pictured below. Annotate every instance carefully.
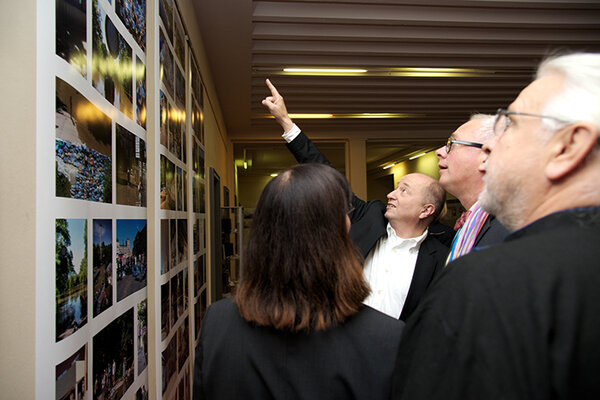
[262,79,294,133]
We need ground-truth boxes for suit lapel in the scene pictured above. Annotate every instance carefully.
[399,238,440,321]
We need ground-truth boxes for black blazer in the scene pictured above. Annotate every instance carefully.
[287,131,449,321]
[193,298,404,400]
[474,214,509,249]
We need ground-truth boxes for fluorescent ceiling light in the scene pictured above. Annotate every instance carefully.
[382,163,396,170]
[270,173,278,177]
[287,114,334,119]
[283,68,367,74]
[409,152,427,160]
[268,113,418,119]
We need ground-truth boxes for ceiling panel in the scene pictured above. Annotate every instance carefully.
[194,0,600,169]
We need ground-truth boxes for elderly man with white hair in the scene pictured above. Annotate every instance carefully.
[391,52,600,399]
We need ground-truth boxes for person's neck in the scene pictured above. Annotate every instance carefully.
[389,221,427,239]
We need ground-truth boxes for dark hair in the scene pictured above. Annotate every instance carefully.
[234,163,370,332]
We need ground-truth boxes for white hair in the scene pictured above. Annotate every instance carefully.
[469,113,496,142]
[536,53,600,135]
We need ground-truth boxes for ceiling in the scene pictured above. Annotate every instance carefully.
[193,0,600,174]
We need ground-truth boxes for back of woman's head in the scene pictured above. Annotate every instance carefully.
[235,163,370,332]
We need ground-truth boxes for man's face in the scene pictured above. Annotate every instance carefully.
[385,173,430,225]
[479,74,564,231]
[435,119,486,201]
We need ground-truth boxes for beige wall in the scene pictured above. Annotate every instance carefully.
[0,0,37,398]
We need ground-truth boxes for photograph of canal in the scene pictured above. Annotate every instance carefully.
[56,218,88,342]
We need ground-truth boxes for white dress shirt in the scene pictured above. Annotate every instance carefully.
[363,224,427,319]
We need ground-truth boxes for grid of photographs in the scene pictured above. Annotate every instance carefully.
[54,0,150,398]
[52,0,207,397]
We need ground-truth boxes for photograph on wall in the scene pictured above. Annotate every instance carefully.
[116,219,147,301]
[193,219,198,255]
[135,56,146,128]
[56,0,87,76]
[173,8,185,65]
[194,254,206,298]
[93,219,112,317]
[160,155,176,210]
[177,316,189,372]
[176,167,183,211]
[56,77,112,203]
[93,308,134,400]
[116,124,146,207]
[177,219,187,265]
[55,344,87,400]
[183,171,188,211]
[137,299,148,374]
[170,273,179,327]
[198,146,205,180]
[194,291,206,341]
[168,104,182,160]
[161,219,170,274]
[159,0,173,40]
[162,336,177,395]
[191,55,202,105]
[177,270,184,317]
[56,218,88,342]
[159,29,174,99]
[192,101,202,143]
[175,64,185,109]
[136,383,148,400]
[160,91,169,148]
[116,0,146,52]
[161,282,170,340]
[199,182,205,214]
[169,219,177,268]
[92,0,133,119]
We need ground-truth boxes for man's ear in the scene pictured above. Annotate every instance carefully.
[419,204,435,220]
[546,122,599,181]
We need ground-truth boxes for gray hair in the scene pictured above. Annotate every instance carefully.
[536,53,600,135]
[469,113,496,142]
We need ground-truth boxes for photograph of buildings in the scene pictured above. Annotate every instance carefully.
[135,56,146,128]
[115,0,146,52]
[161,219,170,274]
[116,219,147,301]
[55,344,87,400]
[56,77,112,203]
[159,29,174,99]
[93,308,134,400]
[56,0,87,76]
[93,219,112,317]
[92,0,133,119]
[116,124,147,207]
[137,299,148,374]
[56,218,88,341]
[160,155,176,210]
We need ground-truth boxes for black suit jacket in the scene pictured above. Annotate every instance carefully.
[287,131,449,321]
[474,213,509,249]
[193,298,404,400]
[391,207,600,399]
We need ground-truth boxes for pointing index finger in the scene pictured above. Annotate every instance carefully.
[265,78,280,98]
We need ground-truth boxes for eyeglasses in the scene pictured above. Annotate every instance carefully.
[347,206,355,216]
[445,137,483,153]
[493,108,573,136]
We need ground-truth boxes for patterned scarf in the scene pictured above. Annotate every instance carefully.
[446,201,490,265]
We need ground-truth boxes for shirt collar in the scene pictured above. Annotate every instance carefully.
[386,223,428,249]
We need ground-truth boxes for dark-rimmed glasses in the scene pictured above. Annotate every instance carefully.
[493,108,573,136]
[445,137,483,153]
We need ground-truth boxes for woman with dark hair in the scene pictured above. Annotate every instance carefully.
[193,163,404,400]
